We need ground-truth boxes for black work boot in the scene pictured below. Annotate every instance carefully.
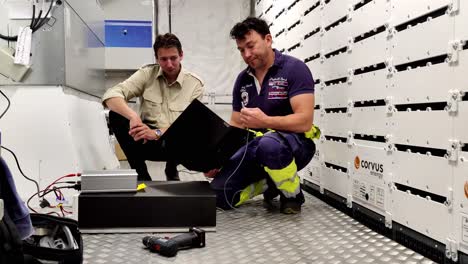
[165,161,180,181]
[280,190,305,214]
[262,179,280,210]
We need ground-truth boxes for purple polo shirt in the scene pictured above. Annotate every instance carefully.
[232,49,314,117]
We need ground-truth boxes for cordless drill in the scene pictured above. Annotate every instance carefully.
[142,227,205,257]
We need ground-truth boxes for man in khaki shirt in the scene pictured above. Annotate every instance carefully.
[102,33,204,181]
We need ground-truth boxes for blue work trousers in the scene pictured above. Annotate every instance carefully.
[210,131,316,209]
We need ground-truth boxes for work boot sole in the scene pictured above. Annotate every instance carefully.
[262,199,279,211]
[280,207,301,214]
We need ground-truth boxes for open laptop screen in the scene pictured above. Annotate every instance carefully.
[157,99,251,172]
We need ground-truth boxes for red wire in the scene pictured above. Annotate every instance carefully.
[33,173,80,216]
[41,173,81,197]
[61,207,72,214]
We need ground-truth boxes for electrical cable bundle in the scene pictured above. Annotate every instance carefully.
[1,145,81,217]
[0,0,55,42]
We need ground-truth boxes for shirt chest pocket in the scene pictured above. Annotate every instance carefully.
[142,91,163,121]
[169,101,189,119]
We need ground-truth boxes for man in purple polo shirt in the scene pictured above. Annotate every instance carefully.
[205,17,318,214]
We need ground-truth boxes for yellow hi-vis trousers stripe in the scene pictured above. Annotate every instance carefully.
[264,159,300,198]
[235,179,268,207]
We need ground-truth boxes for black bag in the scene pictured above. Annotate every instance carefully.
[22,214,83,264]
[0,209,25,264]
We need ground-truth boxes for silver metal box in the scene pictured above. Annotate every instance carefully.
[81,170,137,193]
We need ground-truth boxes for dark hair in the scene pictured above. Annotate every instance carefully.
[230,17,271,40]
[153,33,182,57]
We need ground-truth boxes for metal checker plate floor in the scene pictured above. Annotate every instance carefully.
[83,192,434,264]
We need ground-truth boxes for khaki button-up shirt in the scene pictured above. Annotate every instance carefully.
[102,65,204,128]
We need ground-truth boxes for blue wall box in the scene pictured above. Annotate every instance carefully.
[105,20,152,48]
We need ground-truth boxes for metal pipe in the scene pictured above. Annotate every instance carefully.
[250,0,255,17]
[153,0,159,38]
[168,0,172,33]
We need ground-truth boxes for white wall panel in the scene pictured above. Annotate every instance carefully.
[322,140,352,168]
[392,111,452,148]
[323,113,351,138]
[392,152,452,197]
[304,162,322,185]
[322,0,349,27]
[290,43,308,61]
[349,32,388,69]
[273,31,288,50]
[323,82,351,108]
[285,6,302,24]
[391,62,453,104]
[454,103,468,144]
[287,45,303,61]
[349,69,390,102]
[302,33,322,55]
[270,22,283,38]
[455,0,468,40]
[287,20,306,45]
[297,0,318,13]
[306,59,324,81]
[322,167,350,198]
[269,2,286,24]
[314,86,323,108]
[286,5,301,23]
[453,50,468,93]
[348,0,363,6]
[274,12,289,36]
[262,4,275,24]
[292,20,315,42]
[313,108,324,129]
[390,0,451,26]
[263,0,274,8]
[349,0,389,39]
[302,6,322,29]
[322,22,351,54]
[256,0,264,17]
[392,15,454,65]
[351,106,390,136]
[322,52,350,81]
[392,191,451,244]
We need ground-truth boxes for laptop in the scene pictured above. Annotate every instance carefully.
[156,99,253,172]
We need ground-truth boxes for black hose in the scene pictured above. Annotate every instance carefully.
[29,4,36,29]
[0,146,41,198]
[33,0,54,31]
[32,10,43,30]
[0,89,11,119]
[0,0,54,41]
[0,33,17,41]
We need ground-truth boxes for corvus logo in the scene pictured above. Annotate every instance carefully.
[354,156,360,169]
[355,156,384,174]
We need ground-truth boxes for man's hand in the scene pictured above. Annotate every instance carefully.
[204,168,220,178]
[129,124,156,143]
[129,115,144,131]
[240,107,270,129]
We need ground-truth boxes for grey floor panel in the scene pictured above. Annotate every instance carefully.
[82,193,434,264]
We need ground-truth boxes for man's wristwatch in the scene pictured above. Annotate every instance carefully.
[154,129,163,139]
